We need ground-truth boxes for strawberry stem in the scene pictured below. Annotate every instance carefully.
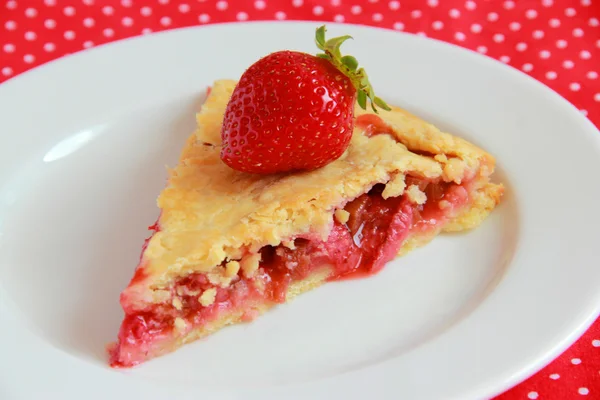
[315,25,391,113]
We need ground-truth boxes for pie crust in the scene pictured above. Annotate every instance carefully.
[109,79,503,367]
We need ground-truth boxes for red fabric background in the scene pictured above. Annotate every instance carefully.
[1,0,599,398]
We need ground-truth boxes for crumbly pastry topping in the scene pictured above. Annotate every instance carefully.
[123,79,499,308]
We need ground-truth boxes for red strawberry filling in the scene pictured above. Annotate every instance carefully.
[110,180,471,367]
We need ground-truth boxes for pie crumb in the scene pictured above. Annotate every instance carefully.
[439,200,451,210]
[334,209,350,224]
[407,185,427,205]
[282,240,296,250]
[172,297,183,310]
[382,173,406,199]
[173,317,186,331]
[225,260,240,277]
[241,253,261,278]
[199,288,217,307]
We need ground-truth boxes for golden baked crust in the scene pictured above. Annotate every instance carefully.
[123,79,502,308]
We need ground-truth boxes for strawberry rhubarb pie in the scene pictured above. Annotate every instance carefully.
[109,26,503,367]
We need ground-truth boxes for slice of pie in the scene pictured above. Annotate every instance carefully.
[109,79,503,367]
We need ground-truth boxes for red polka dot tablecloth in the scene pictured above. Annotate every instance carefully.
[1,0,599,398]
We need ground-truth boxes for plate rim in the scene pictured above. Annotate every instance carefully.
[1,20,600,400]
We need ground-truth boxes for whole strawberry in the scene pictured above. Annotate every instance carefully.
[220,25,389,174]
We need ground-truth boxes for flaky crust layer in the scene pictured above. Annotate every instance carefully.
[123,80,502,308]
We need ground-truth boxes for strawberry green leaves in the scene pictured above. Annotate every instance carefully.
[315,25,391,113]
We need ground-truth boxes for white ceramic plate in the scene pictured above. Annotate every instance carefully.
[1,22,599,400]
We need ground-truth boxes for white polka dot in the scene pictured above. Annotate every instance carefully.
[331,0,341,5]
[573,28,584,37]
[199,13,210,23]
[570,82,581,91]
[494,33,505,43]
[122,17,133,27]
[4,20,17,30]
[432,21,444,30]
[102,6,114,15]
[313,5,324,15]
[509,22,521,31]
[23,54,35,64]
[550,373,560,380]
[416,32,427,37]
[178,3,190,13]
[158,0,169,4]
[454,32,465,41]
[140,6,152,16]
[44,0,56,5]
[572,358,582,364]
[540,50,551,58]
[477,45,488,54]
[82,0,94,5]
[83,17,94,27]
[487,12,498,21]
[64,30,75,40]
[526,9,537,19]
[411,10,422,18]
[141,28,152,35]
[579,387,589,395]
[449,9,460,18]
[6,0,17,9]
[3,43,15,53]
[24,31,37,41]
[516,42,527,51]
[103,28,114,37]
[528,391,539,399]
[546,71,557,79]
[333,14,344,22]
[216,1,228,10]
[565,7,576,17]
[44,19,56,29]
[557,39,568,48]
[592,339,600,346]
[580,50,591,60]
[581,108,588,115]
[500,55,510,63]
[292,0,303,7]
[393,22,404,30]
[581,0,591,5]
[43,42,55,52]
[427,0,438,6]
[542,0,554,5]
[351,5,362,14]
[63,6,75,16]
[595,93,600,102]
[590,18,600,27]
[503,1,515,9]
[465,0,476,10]
[389,1,400,10]
[254,0,266,9]
[471,23,482,33]
[1,67,13,76]
[372,12,383,21]
[596,39,600,48]
[275,11,286,20]
[160,16,171,26]
[236,11,248,20]
[83,40,94,48]
[25,8,38,17]
[549,18,561,27]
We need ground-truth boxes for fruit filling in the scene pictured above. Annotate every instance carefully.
[110,179,470,367]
